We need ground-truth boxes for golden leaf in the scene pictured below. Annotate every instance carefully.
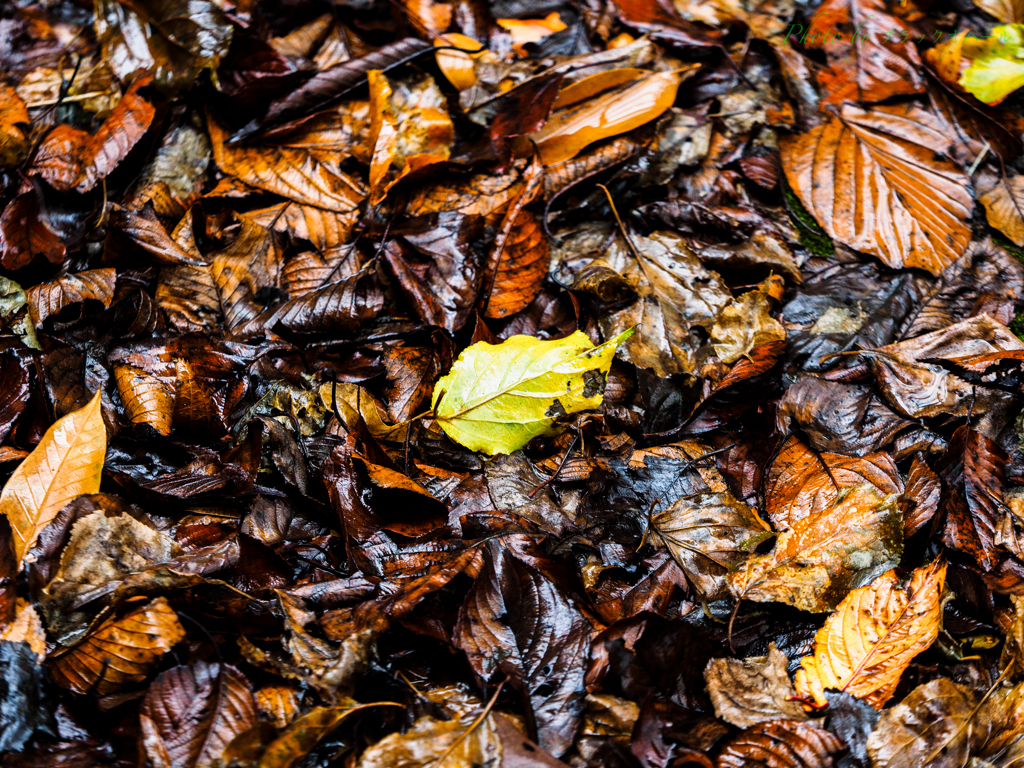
[50,597,185,695]
[795,559,947,709]
[0,390,106,565]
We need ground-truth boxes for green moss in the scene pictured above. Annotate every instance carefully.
[1011,312,1024,341]
[784,186,834,257]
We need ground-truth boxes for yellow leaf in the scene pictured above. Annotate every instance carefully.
[530,70,683,166]
[0,390,106,566]
[795,559,947,709]
[960,24,1024,105]
[434,33,485,91]
[497,13,567,56]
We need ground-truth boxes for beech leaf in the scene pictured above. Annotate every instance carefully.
[431,329,633,455]
[0,391,106,565]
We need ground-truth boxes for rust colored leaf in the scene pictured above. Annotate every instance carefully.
[0,391,105,565]
[795,560,947,709]
[765,435,902,530]
[716,720,845,768]
[140,661,256,768]
[938,425,1010,572]
[0,193,66,269]
[781,102,973,275]
[114,364,174,436]
[27,268,117,327]
[50,597,185,695]
[33,76,155,193]
[978,171,1024,247]
[805,0,925,105]
[901,456,941,537]
[109,206,207,266]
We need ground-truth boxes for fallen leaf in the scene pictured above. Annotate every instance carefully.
[781,102,973,275]
[358,712,501,768]
[710,277,786,364]
[27,268,116,327]
[260,701,403,768]
[0,641,51,752]
[960,24,1024,104]
[0,391,105,565]
[484,202,549,319]
[974,0,1024,22]
[94,0,232,93]
[115,365,174,436]
[978,171,1024,246]
[0,85,29,168]
[0,193,66,269]
[431,329,632,455]
[795,560,947,709]
[140,661,256,768]
[716,719,845,768]
[498,13,568,56]
[649,491,770,601]
[50,597,185,695]
[705,644,809,727]
[531,70,684,166]
[728,483,903,612]
[33,76,155,193]
[434,33,485,90]
[804,0,925,104]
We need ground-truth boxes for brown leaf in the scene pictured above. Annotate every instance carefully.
[728,483,903,613]
[406,164,526,218]
[781,102,972,275]
[901,455,941,538]
[705,644,809,728]
[650,491,770,601]
[382,344,439,423]
[0,391,106,565]
[256,685,300,728]
[269,265,382,336]
[50,597,185,695]
[109,206,207,266]
[0,193,66,269]
[978,171,1024,246]
[805,0,925,105]
[715,720,845,768]
[357,712,502,768]
[939,425,1010,572]
[114,364,175,436]
[140,662,256,768]
[710,277,786,364]
[27,268,117,327]
[795,560,947,709]
[765,435,902,530]
[33,76,155,193]
[972,0,1024,22]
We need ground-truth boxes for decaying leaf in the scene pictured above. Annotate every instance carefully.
[710,277,786,364]
[0,391,106,565]
[705,644,809,727]
[357,713,502,768]
[795,560,947,709]
[432,329,632,455]
[716,719,845,768]
[27,269,117,327]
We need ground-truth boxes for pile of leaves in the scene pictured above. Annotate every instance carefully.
[6,0,1024,765]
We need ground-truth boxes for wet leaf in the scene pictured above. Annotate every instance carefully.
[960,24,1024,104]
[531,70,684,166]
[432,329,632,455]
[781,102,972,275]
[140,662,256,768]
[33,76,155,193]
[357,713,501,768]
[94,0,232,93]
[50,597,185,695]
[27,268,116,327]
[114,365,174,436]
[978,171,1024,246]
[804,0,925,104]
[261,702,402,768]
[728,484,904,613]
[0,641,52,752]
[0,193,66,269]
[650,491,770,601]
[705,644,809,728]
[484,208,549,319]
[794,560,947,709]
[716,719,845,768]
[710,277,786,364]
[0,391,105,565]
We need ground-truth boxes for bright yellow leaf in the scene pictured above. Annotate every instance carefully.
[960,24,1024,104]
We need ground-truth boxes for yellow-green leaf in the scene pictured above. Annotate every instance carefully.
[960,24,1024,104]
[1,390,106,565]
[431,330,632,455]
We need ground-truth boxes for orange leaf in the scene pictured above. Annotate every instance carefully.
[531,70,683,166]
[795,560,947,708]
[33,76,155,192]
[497,13,567,55]
[50,597,185,695]
[781,102,973,275]
[0,84,29,168]
[0,390,106,565]
[115,364,175,436]
[27,268,117,327]
[434,33,485,90]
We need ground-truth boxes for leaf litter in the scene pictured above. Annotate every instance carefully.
[3,0,1024,765]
